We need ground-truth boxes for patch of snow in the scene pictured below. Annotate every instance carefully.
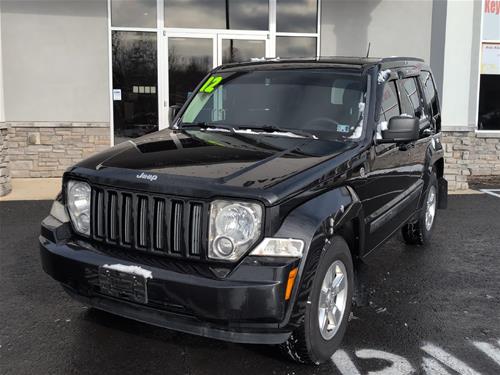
[103,264,153,279]
[376,121,388,139]
[349,125,363,139]
[205,127,231,133]
[377,69,391,84]
[234,129,306,138]
[358,102,365,114]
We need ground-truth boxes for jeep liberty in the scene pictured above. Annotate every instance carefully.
[40,57,447,364]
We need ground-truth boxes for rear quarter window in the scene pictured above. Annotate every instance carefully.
[419,71,439,116]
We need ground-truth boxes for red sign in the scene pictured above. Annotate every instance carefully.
[485,0,500,15]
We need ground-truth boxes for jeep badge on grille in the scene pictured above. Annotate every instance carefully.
[136,172,158,181]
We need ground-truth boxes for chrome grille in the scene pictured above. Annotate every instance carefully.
[90,186,206,258]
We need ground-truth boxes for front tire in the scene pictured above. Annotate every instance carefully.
[280,236,353,364]
[402,172,438,245]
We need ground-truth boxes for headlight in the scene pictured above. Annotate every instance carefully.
[250,238,304,258]
[66,180,91,235]
[208,200,262,261]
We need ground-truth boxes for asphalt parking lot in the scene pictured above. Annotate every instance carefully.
[1,194,500,375]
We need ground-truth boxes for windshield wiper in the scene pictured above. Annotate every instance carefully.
[236,125,317,139]
[180,122,236,132]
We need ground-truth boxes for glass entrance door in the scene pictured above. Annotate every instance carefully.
[167,35,215,110]
[165,33,269,126]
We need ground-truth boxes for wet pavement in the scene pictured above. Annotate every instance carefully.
[1,195,500,374]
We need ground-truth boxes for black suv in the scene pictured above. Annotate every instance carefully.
[40,57,447,364]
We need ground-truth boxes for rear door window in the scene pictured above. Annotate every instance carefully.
[398,77,422,118]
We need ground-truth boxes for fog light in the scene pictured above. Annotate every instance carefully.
[214,236,235,257]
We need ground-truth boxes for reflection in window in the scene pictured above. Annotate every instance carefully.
[277,0,318,33]
[276,36,316,58]
[164,0,268,30]
[111,0,157,28]
[379,82,400,122]
[169,38,213,107]
[112,31,158,144]
[399,78,421,117]
[419,71,440,119]
[222,39,266,63]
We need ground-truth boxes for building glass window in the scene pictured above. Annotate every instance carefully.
[379,81,400,122]
[111,0,157,28]
[222,39,266,63]
[164,0,269,30]
[168,38,213,107]
[478,3,500,131]
[276,36,316,58]
[478,74,500,130]
[276,0,318,33]
[112,31,158,143]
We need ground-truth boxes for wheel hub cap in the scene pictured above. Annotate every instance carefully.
[425,185,437,231]
[318,260,348,340]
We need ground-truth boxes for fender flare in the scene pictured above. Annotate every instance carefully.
[274,186,364,328]
[420,137,446,209]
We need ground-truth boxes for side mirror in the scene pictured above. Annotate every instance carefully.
[381,116,419,143]
[168,104,182,125]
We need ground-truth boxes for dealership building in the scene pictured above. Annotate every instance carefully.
[0,0,499,196]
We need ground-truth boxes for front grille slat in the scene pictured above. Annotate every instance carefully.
[122,194,132,245]
[172,201,183,254]
[137,196,148,248]
[90,186,205,259]
[96,190,104,238]
[154,199,165,251]
[108,192,118,241]
[190,204,202,255]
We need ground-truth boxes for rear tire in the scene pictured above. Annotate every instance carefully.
[402,172,438,245]
[280,236,353,364]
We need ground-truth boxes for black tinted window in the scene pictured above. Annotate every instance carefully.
[399,78,421,117]
[379,81,400,122]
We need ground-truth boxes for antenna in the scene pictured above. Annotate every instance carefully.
[366,42,371,58]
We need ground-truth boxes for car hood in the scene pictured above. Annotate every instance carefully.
[78,129,355,188]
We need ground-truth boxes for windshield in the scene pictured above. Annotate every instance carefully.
[179,69,367,140]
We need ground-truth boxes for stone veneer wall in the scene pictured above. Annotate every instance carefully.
[7,123,110,178]
[442,131,500,190]
[0,123,12,196]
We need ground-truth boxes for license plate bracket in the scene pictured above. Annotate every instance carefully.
[98,266,148,304]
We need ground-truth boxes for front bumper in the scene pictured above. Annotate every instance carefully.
[40,217,298,344]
